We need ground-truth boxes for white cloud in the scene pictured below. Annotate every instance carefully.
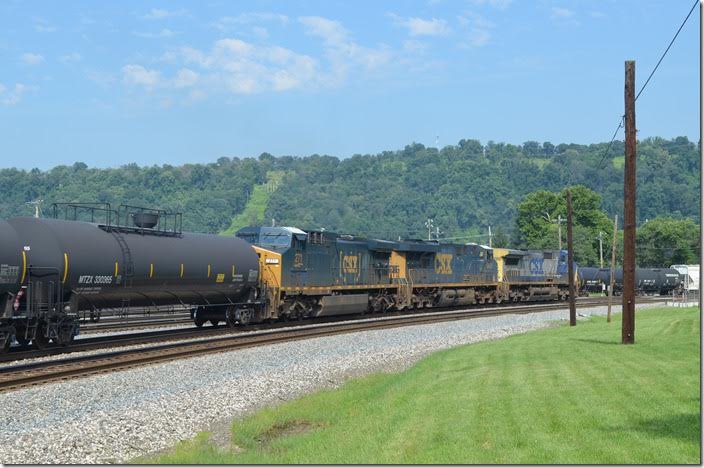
[299,16,349,44]
[468,0,513,10]
[59,52,82,63]
[33,17,56,32]
[457,12,494,47]
[122,64,162,87]
[128,16,395,100]
[551,7,574,19]
[142,8,187,20]
[137,39,319,95]
[213,12,288,31]
[133,28,177,39]
[403,40,429,54]
[0,83,31,106]
[172,68,199,88]
[20,52,44,65]
[299,16,391,85]
[251,26,269,39]
[393,15,450,37]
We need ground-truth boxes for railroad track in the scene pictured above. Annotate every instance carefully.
[1,296,628,364]
[0,296,666,393]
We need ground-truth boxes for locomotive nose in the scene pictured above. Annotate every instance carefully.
[0,219,22,293]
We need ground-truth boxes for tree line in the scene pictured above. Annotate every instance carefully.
[0,136,698,267]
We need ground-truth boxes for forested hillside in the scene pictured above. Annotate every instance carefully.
[0,136,698,245]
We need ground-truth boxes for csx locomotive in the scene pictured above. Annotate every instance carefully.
[0,204,575,352]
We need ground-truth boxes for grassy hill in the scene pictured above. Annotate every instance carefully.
[220,171,284,235]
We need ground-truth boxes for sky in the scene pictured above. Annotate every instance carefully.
[0,0,699,170]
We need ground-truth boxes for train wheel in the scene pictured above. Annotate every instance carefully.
[194,318,205,328]
[34,332,50,350]
[1,329,12,352]
[210,320,220,327]
[53,324,75,347]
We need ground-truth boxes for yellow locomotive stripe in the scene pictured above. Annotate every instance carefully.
[149,263,154,278]
[62,253,69,283]
[20,251,27,283]
[114,261,119,277]
[180,263,184,278]
[207,264,211,278]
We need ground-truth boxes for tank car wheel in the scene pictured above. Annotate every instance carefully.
[1,329,13,352]
[33,332,51,350]
[238,309,252,326]
[13,325,29,347]
[194,317,206,328]
[53,324,76,347]
[209,320,220,327]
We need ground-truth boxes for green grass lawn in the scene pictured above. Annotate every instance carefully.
[147,307,701,464]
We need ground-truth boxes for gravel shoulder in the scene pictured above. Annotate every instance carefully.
[0,302,664,464]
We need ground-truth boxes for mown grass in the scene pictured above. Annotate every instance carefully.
[220,171,285,235]
[146,307,700,464]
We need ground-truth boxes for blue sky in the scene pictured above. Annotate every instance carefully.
[0,0,699,170]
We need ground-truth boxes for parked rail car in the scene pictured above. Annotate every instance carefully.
[578,267,681,295]
[0,206,260,350]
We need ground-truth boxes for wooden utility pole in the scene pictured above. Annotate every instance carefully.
[557,215,563,251]
[607,214,618,323]
[622,60,636,344]
[598,232,605,268]
[567,189,576,326]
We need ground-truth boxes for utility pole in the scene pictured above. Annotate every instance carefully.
[607,214,618,323]
[557,215,564,250]
[425,218,434,241]
[622,60,636,344]
[567,189,576,326]
[598,231,605,268]
[488,225,493,248]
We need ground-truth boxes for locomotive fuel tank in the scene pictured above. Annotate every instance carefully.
[0,216,260,346]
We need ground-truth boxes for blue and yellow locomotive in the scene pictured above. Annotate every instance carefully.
[235,226,575,322]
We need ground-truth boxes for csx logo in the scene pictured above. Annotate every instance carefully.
[342,255,359,274]
[435,253,453,274]
[530,259,544,274]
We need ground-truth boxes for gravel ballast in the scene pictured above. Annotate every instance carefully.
[0,302,664,464]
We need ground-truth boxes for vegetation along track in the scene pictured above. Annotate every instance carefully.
[0,297,665,393]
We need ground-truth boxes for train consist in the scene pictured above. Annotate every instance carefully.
[0,204,576,351]
[578,266,682,295]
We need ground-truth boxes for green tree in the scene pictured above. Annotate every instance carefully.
[636,217,699,267]
[515,186,613,264]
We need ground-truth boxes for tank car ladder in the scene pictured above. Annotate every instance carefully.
[110,230,135,319]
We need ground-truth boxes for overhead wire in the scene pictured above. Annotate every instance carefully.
[595,0,698,171]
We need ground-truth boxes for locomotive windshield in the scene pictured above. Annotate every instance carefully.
[236,226,295,252]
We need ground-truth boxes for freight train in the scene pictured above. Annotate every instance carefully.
[0,204,576,352]
[578,266,681,295]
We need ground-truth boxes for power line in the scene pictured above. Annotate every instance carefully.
[596,0,697,170]
[635,0,699,102]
